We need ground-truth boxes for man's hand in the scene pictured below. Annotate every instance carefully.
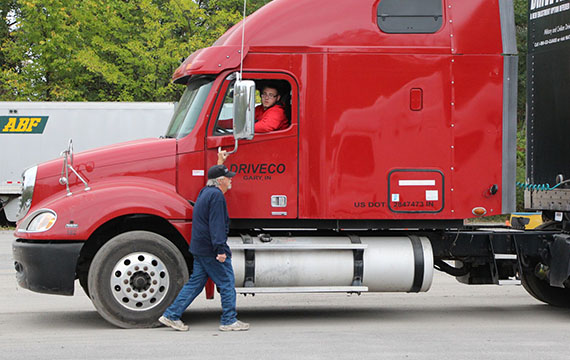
[216,253,227,263]
[217,149,228,165]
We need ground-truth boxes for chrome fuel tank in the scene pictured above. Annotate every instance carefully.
[228,235,433,293]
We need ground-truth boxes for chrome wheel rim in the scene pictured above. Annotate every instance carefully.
[110,252,170,311]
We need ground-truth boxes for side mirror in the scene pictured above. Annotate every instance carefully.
[233,79,255,140]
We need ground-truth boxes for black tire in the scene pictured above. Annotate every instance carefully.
[521,220,570,307]
[535,220,560,230]
[521,265,570,308]
[88,231,189,328]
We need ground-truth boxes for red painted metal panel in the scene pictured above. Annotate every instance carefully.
[207,134,298,219]
[299,53,454,219]
[15,178,192,241]
[177,151,206,204]
[28,139,178,219]
[172,46,248,83]
[448,0,503,54]
[216,0,452,52]
[450,55,504,217]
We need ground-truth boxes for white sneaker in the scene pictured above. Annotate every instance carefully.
[159,316,189,331]
[219,320,250,331]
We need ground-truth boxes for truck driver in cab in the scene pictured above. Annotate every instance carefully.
[254,83,288,133]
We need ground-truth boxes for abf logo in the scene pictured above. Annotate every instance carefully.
[0,116,48,134]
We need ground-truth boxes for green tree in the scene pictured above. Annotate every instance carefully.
[71,0,209,101]
[0,0,269,102]
[4,1,86,100]
[0,0,21,99]
[0,0,18,70]
[197,0,269,39]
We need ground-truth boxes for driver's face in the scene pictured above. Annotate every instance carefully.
[260,87,280,109]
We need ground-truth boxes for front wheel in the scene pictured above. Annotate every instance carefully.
[88,231,189,328]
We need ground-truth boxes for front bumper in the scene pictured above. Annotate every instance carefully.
[12,240,83,295]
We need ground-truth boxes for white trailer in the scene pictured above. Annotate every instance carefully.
[0,102,175,223]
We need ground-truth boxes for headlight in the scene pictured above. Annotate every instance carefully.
[24,210,57,232]
[16,166,38,221]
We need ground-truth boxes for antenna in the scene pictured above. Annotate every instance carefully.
[239,0,247,80]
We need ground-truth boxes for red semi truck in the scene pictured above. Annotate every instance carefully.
[12,0,570,328]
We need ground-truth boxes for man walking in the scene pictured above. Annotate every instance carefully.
[159,162,249,332]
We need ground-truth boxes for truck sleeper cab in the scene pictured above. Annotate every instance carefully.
[14,0,570,330]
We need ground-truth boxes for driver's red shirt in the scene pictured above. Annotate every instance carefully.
[254,104,288,133]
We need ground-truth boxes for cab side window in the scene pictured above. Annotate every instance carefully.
[377,0,443,34]
[213,78,292,136]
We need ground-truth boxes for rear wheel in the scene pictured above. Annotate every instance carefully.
[520,219,570,306]
[88,231,189,328]
[521,263,570,308]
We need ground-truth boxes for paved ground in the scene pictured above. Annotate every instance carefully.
[1,230,569,360]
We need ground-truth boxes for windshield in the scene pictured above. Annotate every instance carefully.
[165,77,214,139]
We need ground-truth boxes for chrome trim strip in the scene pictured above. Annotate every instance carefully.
[502,55,518,214]
[236,286,369,294]
[16,165,38,221]
[230,243,368,250]
[499,0,517,55]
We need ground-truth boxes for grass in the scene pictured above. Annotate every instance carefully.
[464,214,510,224]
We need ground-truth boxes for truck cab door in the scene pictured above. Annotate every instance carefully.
[205,73,298,219]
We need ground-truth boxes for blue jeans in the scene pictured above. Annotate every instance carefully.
[163,255,237,325]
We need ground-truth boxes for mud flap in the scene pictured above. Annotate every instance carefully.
[550,234,570,288]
